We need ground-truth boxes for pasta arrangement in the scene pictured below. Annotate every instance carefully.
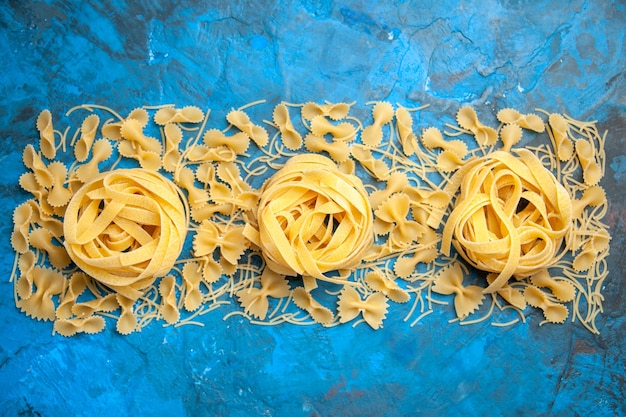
[9,100,611,336]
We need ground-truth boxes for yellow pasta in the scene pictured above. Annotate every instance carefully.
[496,108,545,133]
[202,128,250,155]
[337,286,388,329]
[162,123,184,172]
[273,103,303,150]
[154,106,204,125]
[309,115,357,142]
[74,139,114,183]
[523,285,568,323]
[17,266,66,321]
[75,114,100,162]
[54,315,106,337]
[226,109,269,147]
[548,113,574,161]
[441,150,572,293]
[236,269,290,320]
[292,287,334,324]
[159,275,179,324]
[432,262,484,320]
[456,106,497,146]
[362,102,394,146]
[9,102,612,336]
[36,109,56,159]
[304,133,351,163]
[301,101,352,121]
[249,153,373,281]
[63,169,188,300]
[11,202,32,254]
[395,106,418,156]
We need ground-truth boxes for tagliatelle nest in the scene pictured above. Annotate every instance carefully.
[9,101,611,336]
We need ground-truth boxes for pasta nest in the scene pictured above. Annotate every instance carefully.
[63,169,188,299]
[255,154,373,281]
[442,150,572,293]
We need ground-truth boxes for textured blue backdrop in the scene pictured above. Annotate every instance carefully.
[0,1,624,416]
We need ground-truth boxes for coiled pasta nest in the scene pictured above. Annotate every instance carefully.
[63,169,188,299]
[252,154,373,282]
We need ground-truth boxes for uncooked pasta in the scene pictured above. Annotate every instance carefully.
[8,101,611,336]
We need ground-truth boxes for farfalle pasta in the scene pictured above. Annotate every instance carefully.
[8,101,611,336]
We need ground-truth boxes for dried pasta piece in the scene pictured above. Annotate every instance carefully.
[572,240,596,272]
[486,273,526,310]
[202,128,250,155]
[200,257,222,283]
[116,294,137,335]
[162,123,183,172]
[548,113,574,161]
[441,150,572,293]
[394,247,438,279]
[436,149,465,172]
[226,109,269,147]
[364,271,409,303]
[304,134,351,163]
[120,118,162,154]
[74,139,113,184]
[11,202,32,253]
[36,109,56,159]
[118,140,162,171]
[273,103,303,150]
[523,285,568,323]
[29,227,72,270]
[420,127,468,157]
[575,138,603,186]
[374,193,423,247]
[23,144,54,189]
[182,261,203,311]
[530,270,575,302]
[56,272,89,320]
[64,169,188,300]
[72,293,119,318]
[571,185,606,219]
[237,269,290,320]
[351,145,390,180]
[101,107,149,140]
[17,266,66,321]
[75,114,100,162]
[193,221,248,265]
[54,316,106,337]
[159,275,179,324]
[496,108,545,133]
[456,106,498,146]
[361,102,394,146]
[154,106,204,125]
[499,123,523,152]
[337,286,388,329]
[395,106,418,156]
[431,263,484,319]
[46,162,72,207]
[186,144,237,163]
[292,287,334,324]
[301,102,351,121]
[310,115,357,142]
[368,172,409,210]
[251,154,373,281]
[176,166,209,208]
[16,250,37,299]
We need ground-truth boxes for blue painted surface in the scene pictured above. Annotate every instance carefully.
[0,1,625,416]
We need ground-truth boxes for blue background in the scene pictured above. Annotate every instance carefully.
[0,1,624,416]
